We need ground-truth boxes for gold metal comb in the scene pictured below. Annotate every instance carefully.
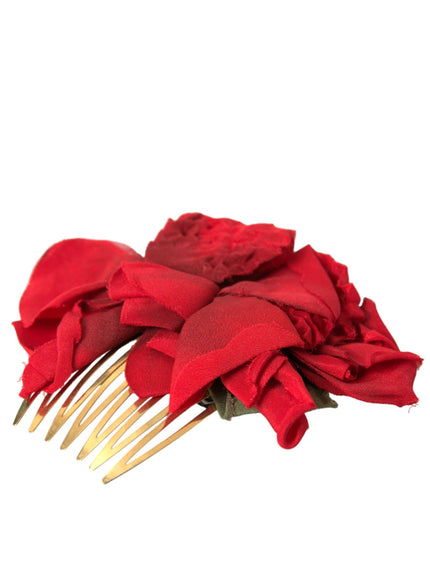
[13,341,215,484]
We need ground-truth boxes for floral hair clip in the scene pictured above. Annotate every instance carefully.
[13,213,423,483]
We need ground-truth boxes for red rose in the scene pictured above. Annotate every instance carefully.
[13,239,144,398]
[145,212,296,284]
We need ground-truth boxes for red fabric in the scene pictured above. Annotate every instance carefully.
[125,329,178,398]
[108,262,219,396]
[126,295,315,448]
[291,343,421,406]
[168,295,311,446]
[18,238,142,327]
[222,353,316,448]
[13,216,423,452]
[220,245,342,348]
[145,212,296,285]
[109,261,218,330]
[14,239,144,397]
[316,251,365,345]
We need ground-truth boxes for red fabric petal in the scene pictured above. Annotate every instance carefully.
[221,245,341,319]
[20,340,58,398]
[169,296,304,412]
[221,245,342,347]
[146,329,179,359]
[125,329,177,398]
[13,319,58,353]
[19,239,143,327]
[120,297,184,330]
[145,213,296,284]
[359,298,398,349]
[317,251,364,345]
[109,262,219,329]
[19,296,140,398]
[222,354,316,449]
[292,345,422,406]
[255,360,316,449]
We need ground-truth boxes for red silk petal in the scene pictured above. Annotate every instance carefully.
[255,360,316,449]
[145,213,296,284]
[13,319,58,353]
[221,245,341,320]
[256,381,312,449]
[318,343,421,368]
[146,329,179,359]
[221,351,284,408]
[109,261,218,326]
[317,251,364,345]
[72,300,139,370]
[19,297,139,397]
[19,239,143,327]
[125,330,175,398]
[20,340,58,398]
[222,355,316,449]
[169,296,304,413]
[359,298,398,349]
[292,346,422,406]
[120,297,184,330]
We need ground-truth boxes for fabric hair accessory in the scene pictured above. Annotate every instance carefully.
[13,213,423,483]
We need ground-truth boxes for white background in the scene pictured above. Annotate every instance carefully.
[1,2,429,579]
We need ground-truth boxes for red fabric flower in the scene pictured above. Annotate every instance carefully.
[109,261,218,330]
[220,245,421,407]
[13,239,144,398]
[122,328,179,399]
[132,234,421,448]
[13,214,423,454]
[130,295,317,448]
[290,297,421,407]
[220,245,342,348]
[145,212,296,284]
[108,261,219,396]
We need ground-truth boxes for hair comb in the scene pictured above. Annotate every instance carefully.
[13,213,423,483]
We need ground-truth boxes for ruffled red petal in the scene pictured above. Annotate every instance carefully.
[19,296,139,398]
[254,360,316,449]
[145,213,296,284]
[125,329,178,398]
[221,245,343,347]
[13,318,58,353]
[109,262,219,329]
[222,353,316,449]
[358,298,398,349]
[222,245,341,319]
[292,344,422,406]
[19,239,143,327]
[169,296,304,412]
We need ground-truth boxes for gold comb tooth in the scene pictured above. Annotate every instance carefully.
[89,401,169,470]
[45,346,130,442]
[14,340,216,484]
[28,364,90,432]
[60,377,129,450]
[102,405,216,484]
[30,393,62,433]
[77,394,161,460]
[13,392,41,426]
